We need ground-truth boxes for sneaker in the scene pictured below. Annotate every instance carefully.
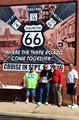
[45,102,48,105]
[68,104,73,108]
[32,99,35,104]
[37,102,41,105]
[25,99,29,104]
[58,104,62,107]
[71,104,78,109]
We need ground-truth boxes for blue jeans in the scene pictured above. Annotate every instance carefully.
[26,88,36,97]
[39,83,50,102]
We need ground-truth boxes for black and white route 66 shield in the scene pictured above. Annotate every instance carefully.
[22,31,44,48]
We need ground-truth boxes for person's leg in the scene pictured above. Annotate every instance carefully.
[38,83,44,103]
[52,83,58,105]
[57,86,62,106]
[70,84,78,108]
[31,89,36,103]
[71,84,76,104]
[45,83,50,103]
[26,96,29,100]
[71,95,74,104]
[71,95,78,108]
[67,84,75,107]
[67,94,73,108]
[74,95,77,104]
[74,86,77,105]
[25,88,30,103]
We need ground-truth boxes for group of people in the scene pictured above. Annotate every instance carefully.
[24,63,78,108]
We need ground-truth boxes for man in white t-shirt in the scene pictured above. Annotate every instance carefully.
[67,64,78,108]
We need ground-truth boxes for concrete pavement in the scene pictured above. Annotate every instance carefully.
[0,101,79,120]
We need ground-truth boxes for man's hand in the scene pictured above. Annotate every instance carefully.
[46,80,49,84]
[74,84,77,88]
[59,84,62,88]
[39,79,42,83]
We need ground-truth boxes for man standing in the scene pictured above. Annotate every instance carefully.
[52,63,63,107]
[67,64,78,108]
[38,64,52,105]
[23,66,39,104]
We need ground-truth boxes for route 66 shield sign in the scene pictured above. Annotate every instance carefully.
[22,25,44,48]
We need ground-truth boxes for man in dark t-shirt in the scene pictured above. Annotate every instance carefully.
[38,64,52,105]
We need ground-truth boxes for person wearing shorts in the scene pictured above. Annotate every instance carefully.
[23,66,39,104]
[67,64,78,108]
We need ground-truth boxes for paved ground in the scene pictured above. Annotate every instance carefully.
[0,101,79,120]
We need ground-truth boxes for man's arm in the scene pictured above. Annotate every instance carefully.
[36,73,40,87]
[74,78,78,88]
[46,77,52,83]
[23,79,26,88]
[59,70,63,87]
[46,71,52,83]
[74,71,78,88]
[39,71,43,83]
[39,77,42,83]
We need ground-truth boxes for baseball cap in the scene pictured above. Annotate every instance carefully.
[53,63,57,67]
[29,66,34,69]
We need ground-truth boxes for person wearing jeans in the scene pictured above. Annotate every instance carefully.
[23,66,39,104]
[38,64,52,105]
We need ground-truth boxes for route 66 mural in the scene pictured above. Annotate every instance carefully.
[22,24,44,47]
[0,1,77,71]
